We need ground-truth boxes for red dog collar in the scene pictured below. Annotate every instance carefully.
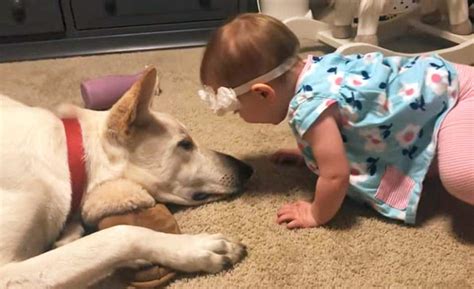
[62,119,87,215]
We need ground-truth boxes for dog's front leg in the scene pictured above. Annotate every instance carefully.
[81,179,156,226]
[0,225,245,289]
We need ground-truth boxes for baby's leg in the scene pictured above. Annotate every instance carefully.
[436,64,474,205]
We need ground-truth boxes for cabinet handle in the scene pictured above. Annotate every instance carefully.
[199,0,211,9]
[105,0,117,16]
[11,0,26,23]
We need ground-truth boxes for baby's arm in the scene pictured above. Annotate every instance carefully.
[277,106,349,228]
[306,106,349,225]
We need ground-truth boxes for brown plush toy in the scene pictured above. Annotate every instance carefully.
[97,204,180,288]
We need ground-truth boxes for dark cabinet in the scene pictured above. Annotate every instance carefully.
[0,0,251,62]
[72,0,239,30]
[0,0,64,37]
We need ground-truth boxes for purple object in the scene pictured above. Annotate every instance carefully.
[80,71,143,110]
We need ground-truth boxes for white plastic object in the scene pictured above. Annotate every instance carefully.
[258,0,310,21]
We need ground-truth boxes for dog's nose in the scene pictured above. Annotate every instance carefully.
[238,161,254,181]
[219,154,254,183]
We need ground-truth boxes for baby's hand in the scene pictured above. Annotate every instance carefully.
[276,201,318,229]
[270,148,305,166]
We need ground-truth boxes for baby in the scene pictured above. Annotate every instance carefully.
[198,13,474,228]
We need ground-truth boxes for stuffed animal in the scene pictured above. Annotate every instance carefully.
[97,204,181,288]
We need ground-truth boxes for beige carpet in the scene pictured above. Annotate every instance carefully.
[0,38,473,288]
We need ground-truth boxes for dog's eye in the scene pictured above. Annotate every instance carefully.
[192,192,210,201]
[177,139,194,151]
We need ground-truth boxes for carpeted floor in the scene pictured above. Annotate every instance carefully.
[0,37,473,288]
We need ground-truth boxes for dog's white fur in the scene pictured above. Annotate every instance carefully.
[332,0,472,45]
[0,68,249,288]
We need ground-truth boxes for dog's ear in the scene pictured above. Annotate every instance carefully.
[106,67,158,144]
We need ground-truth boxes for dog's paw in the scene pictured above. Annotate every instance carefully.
[158,233,246,273]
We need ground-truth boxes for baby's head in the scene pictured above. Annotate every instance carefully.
[199,13,301,124]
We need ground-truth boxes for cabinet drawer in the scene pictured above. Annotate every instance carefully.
[0,0,64,37]
[71,0,240,30]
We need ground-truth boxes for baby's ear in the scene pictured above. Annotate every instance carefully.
[251,83,275,100]
[106,67,158,144]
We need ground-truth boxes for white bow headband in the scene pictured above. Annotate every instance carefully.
[199,56,299,116]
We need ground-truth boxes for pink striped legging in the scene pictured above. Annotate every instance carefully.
[436,64,474,205]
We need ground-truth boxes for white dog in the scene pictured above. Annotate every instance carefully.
[0,68,253,288]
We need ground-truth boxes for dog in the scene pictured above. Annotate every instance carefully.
[0,67,253,288]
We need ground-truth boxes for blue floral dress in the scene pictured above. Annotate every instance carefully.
[288,52,459,224]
